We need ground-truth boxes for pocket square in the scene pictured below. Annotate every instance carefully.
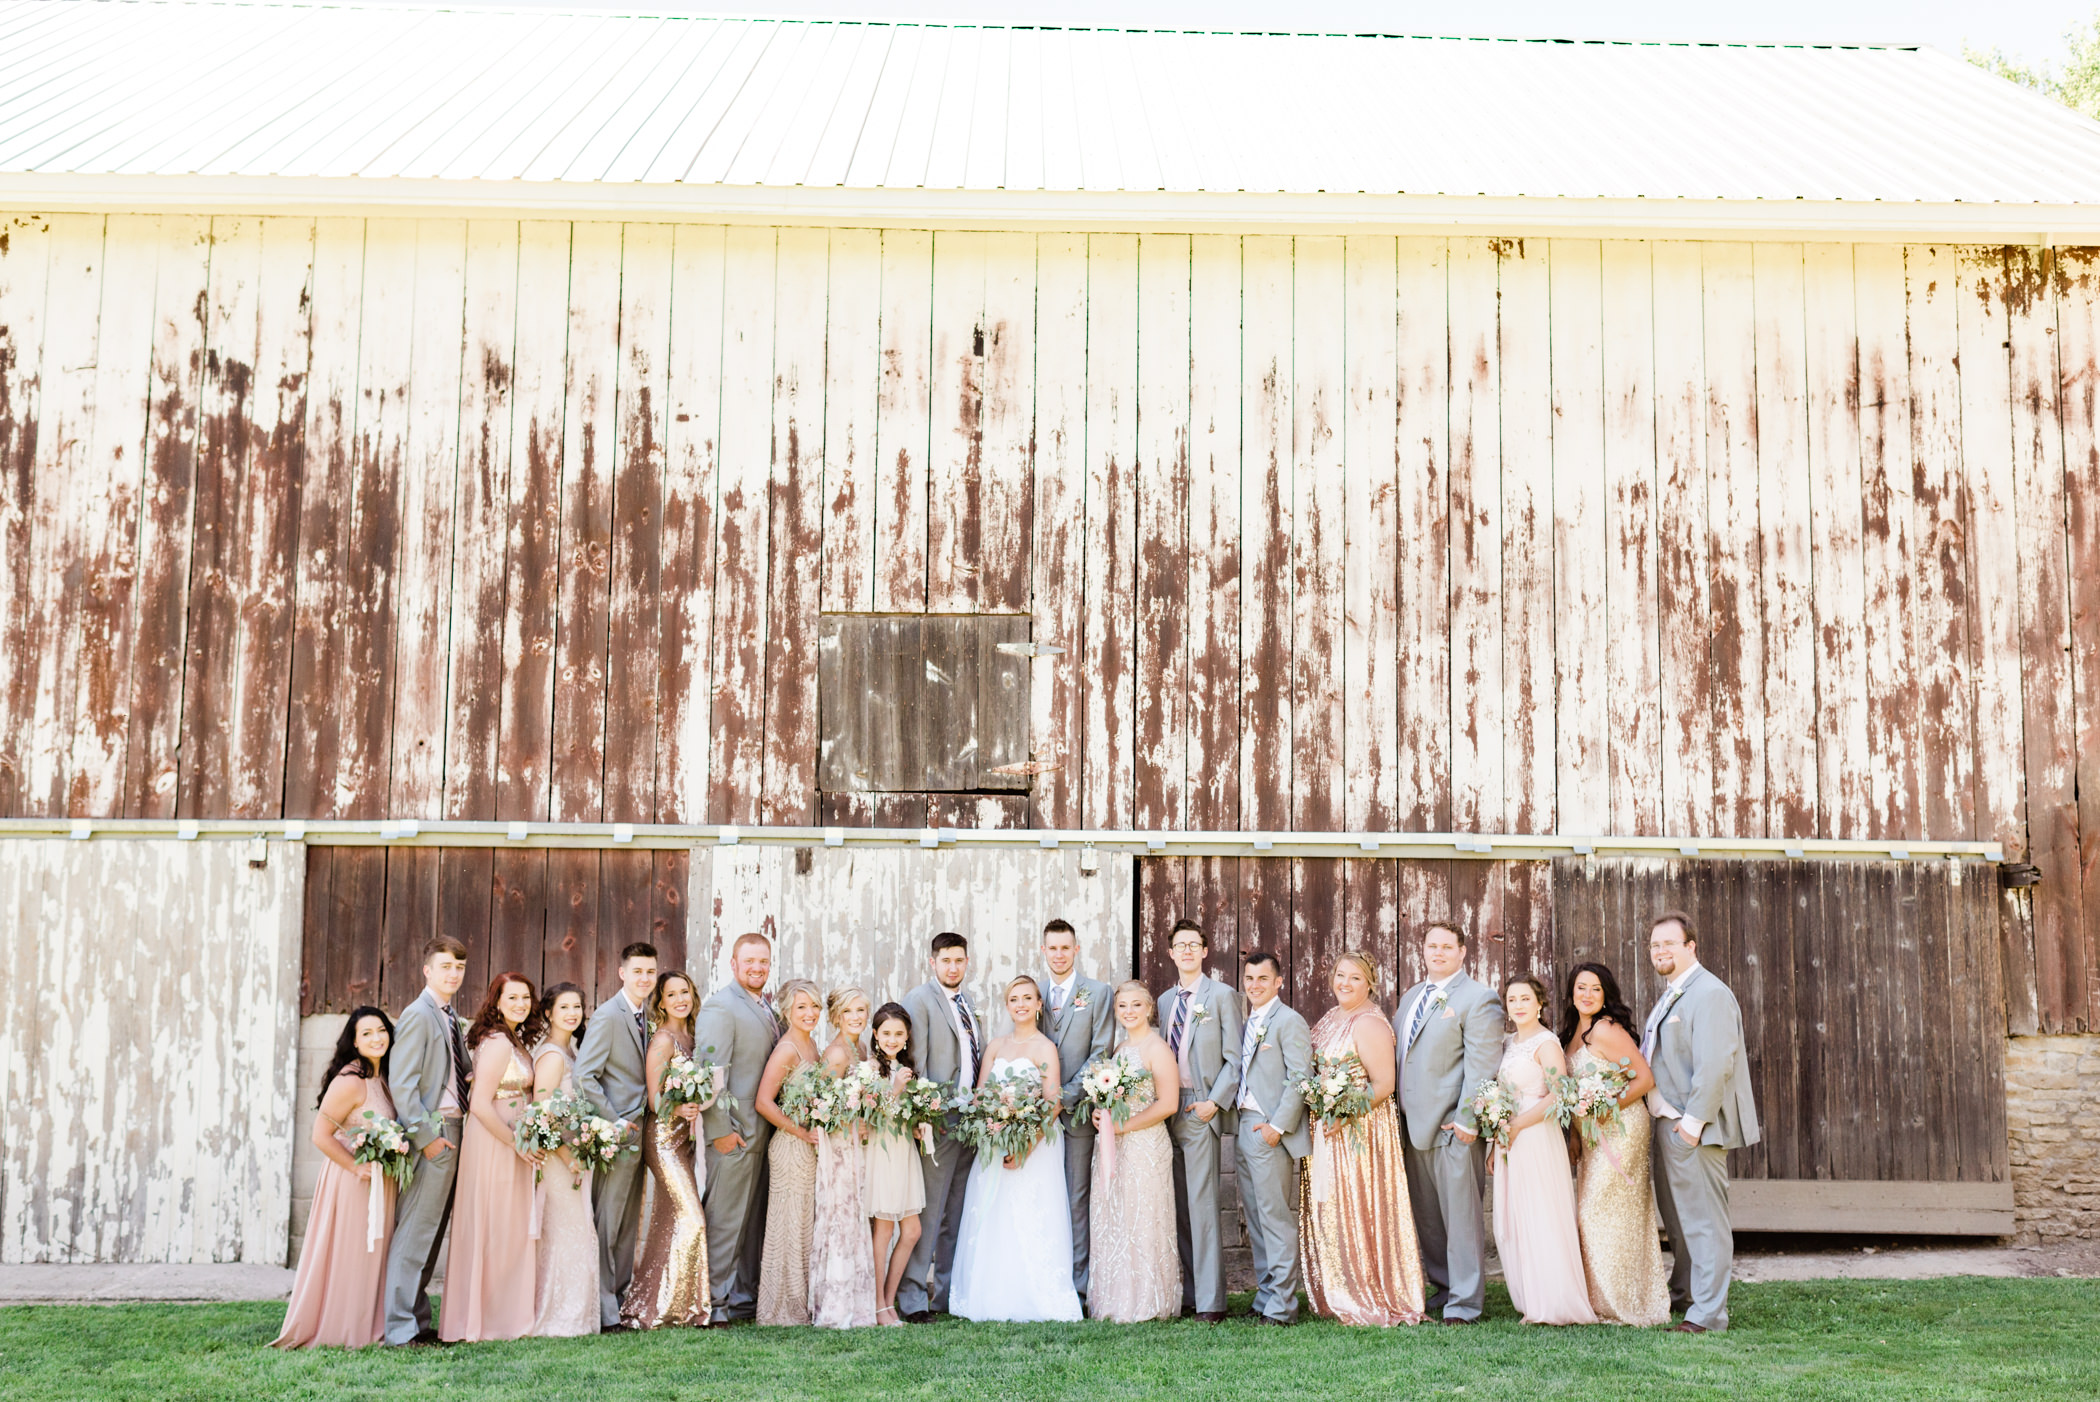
[1439,1008,1456,1019]
[1667,1014,1682,1024]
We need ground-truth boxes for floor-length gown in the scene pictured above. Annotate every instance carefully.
[620,1030,711,1329]
[1086,1047,1179,1322]
[440,1040,538,1341]
[1570,1043,1670,1326]
[529,1042,601,1337]
[757,1052,818,1326]
[272,1073,396,1348]
[1299,1006,1425,1327]
[1492,1030,1599,1325]
[948,1058,1084,1323]
[808,1079,879,1328]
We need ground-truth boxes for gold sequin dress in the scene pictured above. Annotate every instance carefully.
[619,1031,711,1329]
[1571,1044,1670,1326]
[1299,1007,1426,1326]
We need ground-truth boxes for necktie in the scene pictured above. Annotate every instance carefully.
[633,1005,647,1042]
[444,1004,470,1112]
[953,993,981,1074]
[1051,983,1066,1015]
[1168,993,1189,1057]
[1405,985,1437,1049]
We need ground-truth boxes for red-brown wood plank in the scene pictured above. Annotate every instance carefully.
[605,223,672,826]
[437,845,495,988]
[820,228,881,615]
[978,233,1036,615]
[489,848,548,987]
[442,221,518,822]
[1029,233,1088,828]
[1186,235,1242,835]
[1651,242,1715,839]
[1599,240,1662,837]
[0,213,52,817]
[1498,239,1555,837]
[1240,236,1293,840]
[1082,234,1138,831]
[122,216,212,819]
[1394,237,1450,834]
[1752,242,1817,840]
[298,844,335,1015]
[328,846,387,1012]
[380,846,438,1012]
[1700,242,1766,840]
[1343,235,1399,835]
[2052,247,2100,1031]
[926,230,984,612]
[761,227,827,827]
[546,849,600,994]
[1135,232,1191,832]
[872,229,931,614]
[650,847,690,983]
[1446,239,1502,836]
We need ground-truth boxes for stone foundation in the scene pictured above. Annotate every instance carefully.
[2006,1034,2100,1244]
[288,1014,347,1267]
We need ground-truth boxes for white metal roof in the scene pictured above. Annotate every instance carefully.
[6,0,2100,236]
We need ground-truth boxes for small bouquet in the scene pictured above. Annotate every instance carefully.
[841,1059,889,1128]
[343,1109,416,1252]
[780,1061,853,1135]
[1296,1050,1373,1130]
[951,1061,1061,1163]
[513,1096,569,1184]
[1468,1079,1520,1148]
[889,1073,949,1157]
[1551,1056,1633,1145]
[568,1110,639,1174]
[1078,1053,1155,1128]
[658,1052,730,1118]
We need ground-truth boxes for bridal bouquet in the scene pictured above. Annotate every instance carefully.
[1077,1054,1154,1127]
[1551,1056,1633,1145]
[951,1061,1061,1162]
[780,1062,855,1134]
[889,1073,949,1156]
[568,1109,639,1174]
[513,1096,570,1185]
[1296,1050,1373,1129]
[343,1109,416,1252]
[1468,1079,1520,1147]
[842,1059,889,1128]
[658,1051,734,1118]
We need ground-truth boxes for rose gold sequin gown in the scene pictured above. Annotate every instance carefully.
[1571,1044,1670,1326]
[619,1031,711,1329]
[1298,1007,1425,1326]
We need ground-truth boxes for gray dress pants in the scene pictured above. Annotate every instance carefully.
[382,1115,461,1344]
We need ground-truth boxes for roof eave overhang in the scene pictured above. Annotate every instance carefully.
[2,173,2096,243]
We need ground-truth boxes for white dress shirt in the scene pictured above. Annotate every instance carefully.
[942,984,979,1085]
[1398,974,1456,1076]
[1047,973,1077,1018]
[1643,961,1704,1138]
[1238,999,1275,1116]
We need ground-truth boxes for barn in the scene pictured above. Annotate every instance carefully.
[0,1,2096,1269]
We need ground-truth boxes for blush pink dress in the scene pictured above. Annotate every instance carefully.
[272,1072,396,1348]
[440,1039,538,1342]
[1491,1030,1598,1325]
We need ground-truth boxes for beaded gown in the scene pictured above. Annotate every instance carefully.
[808,1051,879,1328]
[1298,1006,1425,1326]
[1491,1030,1598,1325]
[1086,1046,1179,1322]
[619,1029,711,1329]
[271,1072,395,1348]
[1571,1043,1671,1326]
[441,1040,538,1342]
[757,1046,818,1326]
[528,1042,601,1337]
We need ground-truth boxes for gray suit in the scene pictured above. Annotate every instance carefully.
[1394,972,1502,1321]
[1158,974,1243,1315]
[899,977,982,1316]
[1041,971,1115,1299]
[1644,963,1759,1332]
[693,983,779,1322]
[382,989,467,1344]
[575,991,650,1326]
[1234,998,1312,1323]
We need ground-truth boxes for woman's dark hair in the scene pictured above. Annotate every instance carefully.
[648,970,698,1038]
[467,971,541,1052]
[319,1006,393,1105]
[869,1002,917,1078]
[1502,972,1552,1029]
[537,982,590,1047]
[1558,962,1638,1051]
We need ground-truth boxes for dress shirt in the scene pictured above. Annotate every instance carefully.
[942,984,979,1085]
[1643,961,1703,1137]
[1398,974,1457,1075]
[1239,1000,1276,1115]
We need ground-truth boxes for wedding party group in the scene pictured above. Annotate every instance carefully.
[270,906,1758,1349]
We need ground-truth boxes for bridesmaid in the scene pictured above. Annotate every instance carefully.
[273,1007,397,1348]
[1299,951,1425,1327]
[620,969,714,1329]
[1086,981,1181,1323]
[1489,973,1597,1325]
[441,972,543,1342]
[755,979,824,1326]
[865,1003,925,1327]
[1561,962,1671,1326]
[810,988,879,1328]
[529,982,601,1337]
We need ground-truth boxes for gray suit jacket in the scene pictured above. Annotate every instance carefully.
[390,989,465,1153]
[694,984,779,1144]
[902,979,981,1101]
[575,992,650,1124]
[1158,975,1244,1133]
[1236,1000,1314,1159]
[1645,965,1761,1150]
[1394,972,1504,1151]
[1041,972,1116,1126]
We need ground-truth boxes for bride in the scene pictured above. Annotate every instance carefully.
[947,976,1084,1323]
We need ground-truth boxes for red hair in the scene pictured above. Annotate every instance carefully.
[466,971,541,1052]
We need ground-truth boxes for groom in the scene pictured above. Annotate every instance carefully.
[1038,917,1114,1304]
[1156,918,1242,1323]
[1643,912,1759,1334]
[574,940,656,1329]
[900,931,982,1321]
[1394,921,1502,1325]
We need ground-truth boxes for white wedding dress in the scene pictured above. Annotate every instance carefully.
[947,1058,1085,1323]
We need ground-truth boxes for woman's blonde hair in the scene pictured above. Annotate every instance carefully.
[1330,949,1382,998]
[825,985,871,1033]
[1005,974,1042,1001]
[1109,980,1156,1047]
[778,978,821,1024]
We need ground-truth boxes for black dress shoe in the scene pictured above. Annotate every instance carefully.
[1671,1321,1708,1334]
[903,1310,934,1324]
[1440,1315,1478,1326]
[1256,1314,1295,1327]
[1196,1311,1226,1323]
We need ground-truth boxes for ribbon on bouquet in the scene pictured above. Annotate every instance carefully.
[529,1176,545,1240]
[1308,1123,1338,1205]
[365,1170,387,1252]
[1094,1109,1117,1185]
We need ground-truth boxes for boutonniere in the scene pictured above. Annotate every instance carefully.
[1251,1025,1272,1052]
[1071,989,1091,1011]
[1190,1004,1213,1026]
[1429,988,1450,1012]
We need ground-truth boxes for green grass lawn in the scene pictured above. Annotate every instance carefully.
[2,1278,2096,1401]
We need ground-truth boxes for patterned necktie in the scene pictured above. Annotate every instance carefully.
[953,993,982,1074]
[444,1004,470,1111]
[1168,993,1189,1057]
[633,1005,647,1043]
[1406,985,1437,1048]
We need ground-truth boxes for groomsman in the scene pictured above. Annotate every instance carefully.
[1394,921,1502,1325]
[1157,918,1243,1323]
[695,932,781,1324]
[1643,912,1759,1334]
[1038,917,1115,1304]
[575,940,657,1330]
[1233,950,1312,1326]
[382,935,470,1346]
[900,931,982,1321]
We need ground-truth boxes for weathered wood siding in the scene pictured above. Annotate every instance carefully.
[0,216,2093,1029]
[0,838,304,1263]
